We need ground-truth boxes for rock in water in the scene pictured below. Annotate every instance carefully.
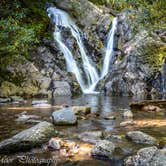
[32,100,48,105]
[126,131,156,145]
[52,108,77,125]
[78,131,103,144]
[48,138,62,150]
[124,146,166,166]
[91,140,115,158]
[0,98,11,103]
[0,121,55,153]
[123,109,133,118]
[72,106,91,115]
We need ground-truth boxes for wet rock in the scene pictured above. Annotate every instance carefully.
[78,131,103,144]
[124,146,166,166]
[15,114,40,123]
[52,108,77,125]
[48,138,62,150]
[32,100,48,105]
[0,121,56,153]
[72,106,91,115]
[123,109,133,118]
[103,116,116,120]
[126,131,157,145]
[91,140,115,158]
[0,98,11,103]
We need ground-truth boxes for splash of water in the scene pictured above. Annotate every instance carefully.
[47,7,117,94]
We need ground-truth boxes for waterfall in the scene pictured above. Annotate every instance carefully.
[101,18,118,79]
[47,6,117,94]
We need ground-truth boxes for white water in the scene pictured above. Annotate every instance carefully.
[47,7,117,94]
[101,18,118,79]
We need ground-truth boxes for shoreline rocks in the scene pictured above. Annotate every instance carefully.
[0,121,56,154]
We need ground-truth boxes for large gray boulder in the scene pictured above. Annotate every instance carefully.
[126,131,157,145]
[0,121,56,153]
[124,146,166,166]
[52,108,77,125]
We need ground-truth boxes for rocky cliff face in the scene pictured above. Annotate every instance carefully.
[104,10,166,96]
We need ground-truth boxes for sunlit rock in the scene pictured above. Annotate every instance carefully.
[0,121,56,153]
[124,146,166,166]
[91,140,115,158]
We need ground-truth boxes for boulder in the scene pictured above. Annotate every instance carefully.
[124,146,166,166]
[78,131,103,144]
[52,108,77,125]
[91,140,115,158]
[0,121,56,153]
[52,81,71,96]
[126,131,157,145]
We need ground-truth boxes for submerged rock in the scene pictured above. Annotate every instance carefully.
[15,114,40,123]
[78,131,103,144]
[52,108,77,125]
[91,140,115,158]
[126,131,157,145]
[0,121,56,153]
[124,146,166,166]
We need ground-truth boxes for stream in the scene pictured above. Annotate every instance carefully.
[0,94,166,165]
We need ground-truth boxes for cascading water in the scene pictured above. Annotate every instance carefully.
[47,6,117,94]
[101,18,118,79]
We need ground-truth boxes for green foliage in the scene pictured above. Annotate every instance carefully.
[0,0,50,57]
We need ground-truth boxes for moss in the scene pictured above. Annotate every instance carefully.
[139,40,166,71]
[0,81,21,97]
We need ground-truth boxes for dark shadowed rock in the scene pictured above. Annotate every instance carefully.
[0,121,56,154]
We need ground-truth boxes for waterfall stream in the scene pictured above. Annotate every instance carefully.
[47,7,117,94]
